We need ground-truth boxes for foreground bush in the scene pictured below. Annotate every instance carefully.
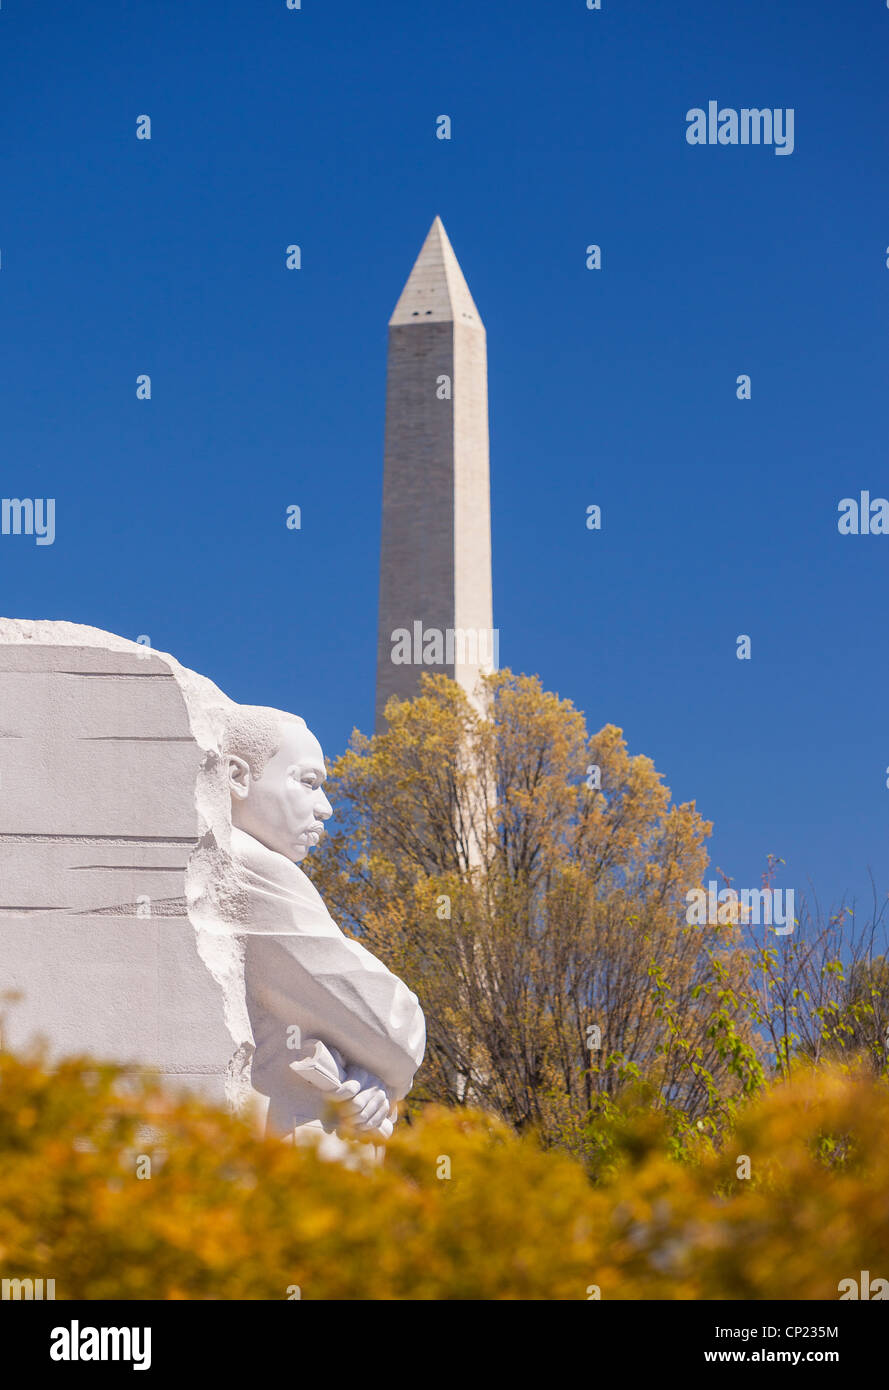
[0,1046,887,1299]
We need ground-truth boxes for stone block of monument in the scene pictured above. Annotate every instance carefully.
[0,619,425,1144]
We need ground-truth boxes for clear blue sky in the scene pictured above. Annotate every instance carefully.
[2,0,887,915]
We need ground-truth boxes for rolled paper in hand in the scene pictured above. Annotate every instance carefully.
[287,1039,346,1093]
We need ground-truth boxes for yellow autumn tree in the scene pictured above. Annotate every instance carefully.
[307,670,762,1166]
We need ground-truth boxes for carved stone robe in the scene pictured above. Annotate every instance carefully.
[231,827,426,1137]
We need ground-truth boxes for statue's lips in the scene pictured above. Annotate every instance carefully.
[300,827,324,845]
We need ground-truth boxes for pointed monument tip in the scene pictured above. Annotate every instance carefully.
[389,218,484,329]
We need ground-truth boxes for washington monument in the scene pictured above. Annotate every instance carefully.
[375,217,495,731]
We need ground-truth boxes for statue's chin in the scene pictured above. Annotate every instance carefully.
[233,822,309,864]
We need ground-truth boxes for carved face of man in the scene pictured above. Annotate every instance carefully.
[228,720,332,862]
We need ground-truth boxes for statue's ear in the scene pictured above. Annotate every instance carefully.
[227,755,251,800]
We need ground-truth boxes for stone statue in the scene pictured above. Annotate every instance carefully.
[0,620,425,1155]
[222,704,426,1148]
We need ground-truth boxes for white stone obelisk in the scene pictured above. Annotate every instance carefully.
[375,217,495,731]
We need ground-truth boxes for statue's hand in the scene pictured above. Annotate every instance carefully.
[377,1102,398,1140]
[335,1065,392,1136]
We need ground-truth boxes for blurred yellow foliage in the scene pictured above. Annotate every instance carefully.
[1,1044,887,1300]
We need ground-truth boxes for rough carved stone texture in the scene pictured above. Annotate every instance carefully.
[375,217,495,731]
[0,618,242,1109]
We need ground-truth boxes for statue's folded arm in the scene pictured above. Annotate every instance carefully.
[244,928,425,1100]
